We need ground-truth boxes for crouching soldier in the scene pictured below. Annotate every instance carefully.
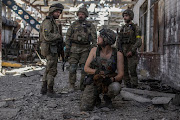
[40,3,64,98]
[80,28,124,111]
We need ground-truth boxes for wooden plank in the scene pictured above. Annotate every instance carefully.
[2,61,22,68]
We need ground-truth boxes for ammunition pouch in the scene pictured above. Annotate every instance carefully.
[50,43,57,54]
[40,42,49,56]
[83,75,93,85]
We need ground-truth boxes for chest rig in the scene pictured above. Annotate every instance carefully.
[72,21,91,45]
[91,47,117,75]
[120,24,136,44]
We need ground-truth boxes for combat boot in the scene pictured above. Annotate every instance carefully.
[47,86,61,98]
[101,95,114,109]
[95,96,101,108]
[40,81,47,95]
[69,83,75,92]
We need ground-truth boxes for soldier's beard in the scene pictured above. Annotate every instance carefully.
[98,43,106,48]
[79,17,85,22]
[125,19,131,24]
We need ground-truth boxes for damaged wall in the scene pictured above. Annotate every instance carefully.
[133,0,180,90]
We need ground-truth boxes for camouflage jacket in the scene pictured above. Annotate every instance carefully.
[39,16,63,56]
[117,23,142,55]
[40,16,62,43]
[65,20,97,53]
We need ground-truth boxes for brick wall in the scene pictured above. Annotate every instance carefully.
[134,0,180,90]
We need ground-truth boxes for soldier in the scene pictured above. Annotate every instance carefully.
[117,9,142,88]
[40,3,64,97]
[80,28,124,111]
[65,7,97,91]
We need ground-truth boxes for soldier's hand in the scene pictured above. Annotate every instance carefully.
[57,36,63,43]
[126,51,132,57]
[103,77,113,86]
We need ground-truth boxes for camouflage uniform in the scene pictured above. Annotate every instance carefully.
[117,9,142,88]
[80,29,121,111]
[40,3,64,95]
[65,7,97,91]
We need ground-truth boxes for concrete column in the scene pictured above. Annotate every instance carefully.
[146,0,151,52]
[0,0,2,71]
[7,8,11,19]
[2,4,6,17]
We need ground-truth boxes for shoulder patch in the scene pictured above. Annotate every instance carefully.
[44,28,48,32]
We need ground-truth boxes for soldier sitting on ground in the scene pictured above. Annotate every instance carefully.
[80,28,124,111]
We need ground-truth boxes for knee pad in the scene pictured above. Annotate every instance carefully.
[108,82,121,97]
[69,64,77,73]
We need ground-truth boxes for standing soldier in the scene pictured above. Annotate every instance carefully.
[117,9,142,88]
[40,3,64,97]
[65,7,97,92]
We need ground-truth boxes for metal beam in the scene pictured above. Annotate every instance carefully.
[21,0,47,15]
[33,0,136,5]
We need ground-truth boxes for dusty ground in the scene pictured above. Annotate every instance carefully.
[0,63,180,120]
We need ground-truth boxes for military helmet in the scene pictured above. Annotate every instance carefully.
[99,28,117,45]
[77,7,89,17]
[49,3,64,15]
[122,9,134,20]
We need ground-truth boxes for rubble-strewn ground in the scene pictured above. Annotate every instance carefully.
[0,63,180,120]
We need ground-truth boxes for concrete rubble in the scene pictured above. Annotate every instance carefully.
[0,63,180,120]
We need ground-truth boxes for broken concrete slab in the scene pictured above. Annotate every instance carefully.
[120,91,151,103]
[122,88,175,98]
[21,70,42,77]
[152,97,172,105]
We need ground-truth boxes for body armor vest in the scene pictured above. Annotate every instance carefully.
[90,47,117,75]
[71,21,91,45]
[120,24,136,44]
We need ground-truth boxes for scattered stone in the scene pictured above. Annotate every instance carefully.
[101,107,111,112]
[152,97,172,105]
[0,108,20,118]
[90,115,101,120]
[29,92,34,96]
[63,112,72,119]
[46,102,57,108]
[79,111,90,118]
[0,101,6,107]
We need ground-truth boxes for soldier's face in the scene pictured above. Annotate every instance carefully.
[78,12,86,21]
[97,36,104,45]
[123,14,131,23]
[53,10,61,19]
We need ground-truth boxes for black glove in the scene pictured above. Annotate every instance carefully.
[102,77,112,86]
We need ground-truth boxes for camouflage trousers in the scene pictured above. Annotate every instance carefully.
[80,82,121,111]
[124,55,138,88]
[68,50,89,90]
[42,53,58,87]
